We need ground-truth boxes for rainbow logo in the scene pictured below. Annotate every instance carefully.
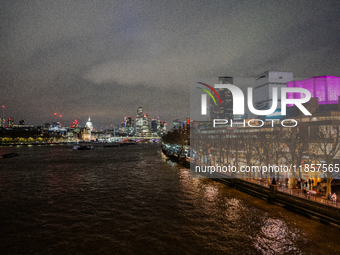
[196,82,222,106]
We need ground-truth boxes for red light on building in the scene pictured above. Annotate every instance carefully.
[186,118,190,125]
[54,113,57,115]
[60,115,62,118]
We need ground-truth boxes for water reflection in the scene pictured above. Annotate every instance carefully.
[204,186,219,201]
[255,218,300,254]
[225,198,242,221]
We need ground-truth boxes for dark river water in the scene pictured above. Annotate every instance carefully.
[1,144,340,254]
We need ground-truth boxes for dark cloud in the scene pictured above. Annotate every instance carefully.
[1,0,339,128]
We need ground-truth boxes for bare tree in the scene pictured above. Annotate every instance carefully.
[282,124,310,189]
[240,132,255,177]
[230,132,242,174]
[271,127,286,181]
[261,131,276,183]
[309,121,340,194]
[253,130,265,179]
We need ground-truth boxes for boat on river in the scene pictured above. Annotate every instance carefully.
[73,145,94,150]
[103,143,119,147]
[120,140,137,146]
[1,152,19,158]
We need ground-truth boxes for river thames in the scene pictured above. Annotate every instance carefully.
[1,144,340,254]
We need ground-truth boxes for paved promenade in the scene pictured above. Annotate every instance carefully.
[188,157,339,209]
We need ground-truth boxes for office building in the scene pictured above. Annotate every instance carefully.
[151,119,158,132]
[210,76,234,121]
[173,119,183,129]
[135,106,150,137]
[8,118,13,128]
[253,71,293,119]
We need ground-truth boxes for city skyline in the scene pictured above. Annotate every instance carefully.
[0,104,168,131]
[1,1,340,127]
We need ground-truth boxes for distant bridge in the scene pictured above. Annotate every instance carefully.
[110,137,161,140]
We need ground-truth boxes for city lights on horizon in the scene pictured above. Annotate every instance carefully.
[0,105,172,132]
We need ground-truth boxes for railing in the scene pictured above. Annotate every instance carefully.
[187,160,339,209]
[242,178,339,208]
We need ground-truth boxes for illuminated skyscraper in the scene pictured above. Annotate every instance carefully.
[135,107,150,137]
[8,118,13,128]
[210,76,233,121]
[125,116,132,128]
[151,119,158,132]
[173,119,183,129]
[158,121,167,135]
[137,107,143,117]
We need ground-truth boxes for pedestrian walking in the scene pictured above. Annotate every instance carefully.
[331,193,337,203]
[328,192,332,200]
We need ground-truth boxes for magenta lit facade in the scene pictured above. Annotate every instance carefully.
[286,76,340,105]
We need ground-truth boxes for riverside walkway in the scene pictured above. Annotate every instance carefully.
[162,148,339,210]
[187,157,339,209]
[162,148,340,225]
[239,176,339,208]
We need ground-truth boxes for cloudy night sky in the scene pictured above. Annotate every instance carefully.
[1,0,340,129]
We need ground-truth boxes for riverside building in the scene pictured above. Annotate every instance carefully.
[192,74,340,181]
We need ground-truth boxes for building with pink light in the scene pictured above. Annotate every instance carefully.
[287,76,340,105]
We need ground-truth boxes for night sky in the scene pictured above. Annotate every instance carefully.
[1,0,340,129]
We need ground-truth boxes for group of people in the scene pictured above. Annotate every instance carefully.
[327,192,337,203]
[297,178,314,191]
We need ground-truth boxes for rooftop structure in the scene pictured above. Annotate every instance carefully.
[287,76,340,105]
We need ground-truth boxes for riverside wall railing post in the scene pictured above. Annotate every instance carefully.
[268,184,277,203]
